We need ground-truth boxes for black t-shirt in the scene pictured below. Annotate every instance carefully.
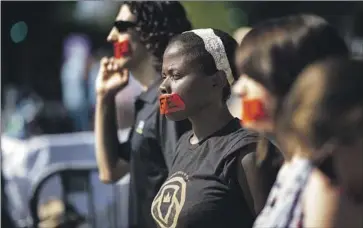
[118,78,191,228]
[151,118,258,228]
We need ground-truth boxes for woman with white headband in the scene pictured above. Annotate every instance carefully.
[151,28,279,228]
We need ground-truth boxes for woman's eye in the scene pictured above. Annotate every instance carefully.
[161,71,182,80]
[171,73,181,79]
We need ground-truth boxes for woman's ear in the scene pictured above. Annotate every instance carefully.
[211,70,228,89]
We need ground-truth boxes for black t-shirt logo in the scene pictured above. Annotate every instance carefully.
[151,172,187,228]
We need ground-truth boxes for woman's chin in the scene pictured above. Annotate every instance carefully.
[242,120,273,133]
[165,111,188,122]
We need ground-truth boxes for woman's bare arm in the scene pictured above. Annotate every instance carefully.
[95,97,130,184]
[303,168,339,228]
[94,57,130,184]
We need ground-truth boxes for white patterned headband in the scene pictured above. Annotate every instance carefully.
[185,28,234,86]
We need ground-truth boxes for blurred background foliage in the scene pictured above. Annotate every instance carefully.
[1,1,362,102]
[1,1,362,135]
[182,2,248,34]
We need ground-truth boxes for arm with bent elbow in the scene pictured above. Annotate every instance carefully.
[94,57,131,184]
[95,97,130,184]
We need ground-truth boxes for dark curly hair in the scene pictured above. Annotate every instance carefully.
[168,29,239,102]
[123,1,192,71]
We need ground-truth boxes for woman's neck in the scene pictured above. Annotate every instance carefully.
[189,104,234,144]
[285,146,310,163]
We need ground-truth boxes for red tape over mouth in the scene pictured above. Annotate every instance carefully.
[114,40,131,59]
[159,94,186,114]
[242,98,267,124]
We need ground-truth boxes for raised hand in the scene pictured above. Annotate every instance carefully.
[96,57,130,100]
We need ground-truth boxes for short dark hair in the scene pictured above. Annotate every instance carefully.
[237,14,349,113]
[124,1,192,70]
[277,57,363,157]
[168,29,239,102]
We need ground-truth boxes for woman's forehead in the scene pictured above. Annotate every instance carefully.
[116,4,136,22]
[163,42,191,69]
[163,39,210,74]
[165,41,185,56]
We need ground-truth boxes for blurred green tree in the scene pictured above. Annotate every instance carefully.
[181,1,248,35]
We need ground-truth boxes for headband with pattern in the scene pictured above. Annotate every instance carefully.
[186,28,234,85]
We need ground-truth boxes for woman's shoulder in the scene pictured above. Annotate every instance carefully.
[223,127,259,155]
[305,168,337,195]
[302,167,339,228]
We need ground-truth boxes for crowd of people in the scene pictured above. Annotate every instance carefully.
[93,1,363,228]
[2,1,362,228]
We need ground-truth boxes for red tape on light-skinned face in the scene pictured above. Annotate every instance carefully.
[114,40,131,59]
[159,94,186,115]
[242,98,267,125]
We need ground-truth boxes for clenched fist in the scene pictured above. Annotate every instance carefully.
[96,57,130,100]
